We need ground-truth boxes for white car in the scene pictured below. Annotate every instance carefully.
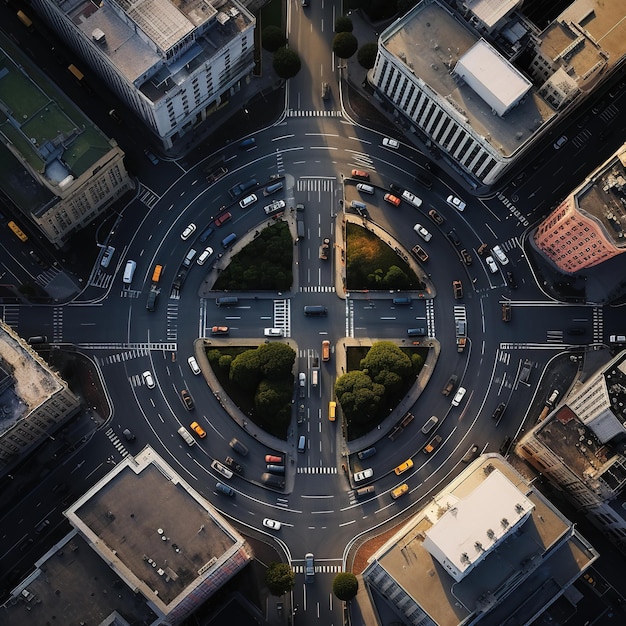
[197,247,214,265]
[354,468,374,482]
[382,137,399,149]
[299,372,306,387]
[451,386,467,407]
[446,195,466,211]
[142,370,155,389]
[181,223,196,240]
[492,245,509,265]
[413,224,432,242]
[485,256,498,273]
[401,190,422,208]
[262,518,282,530]
[211,460,233,480]
[264,328,283,337]
[188,356,201,375]
[239,193,257,209]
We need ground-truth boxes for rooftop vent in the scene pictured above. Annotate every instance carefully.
[92,28,106,44]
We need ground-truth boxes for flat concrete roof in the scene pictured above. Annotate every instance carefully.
[383,1,555,157]
[466,0,520,30]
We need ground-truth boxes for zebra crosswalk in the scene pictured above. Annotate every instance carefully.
[296,178,337,193]
[292,563,343,574]
[571,129,592,149]
[105,427,130,458]
[296,466,338,474]
[274,299,291,337]
[97,347,150,365]
[138,184,160,208]
[599,103,619,124]
[1,305,19,329]
[35,266,62,289]
[425,299,435,337]
[299,286,335,293]
[287,110,343,118]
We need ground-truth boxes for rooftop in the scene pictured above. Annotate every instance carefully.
[366,455,597,626]
[465,0,520,30]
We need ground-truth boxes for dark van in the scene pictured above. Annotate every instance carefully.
[304,305,328,316]
[407,328,426,337]
[28,336,48,344]
[264,181,284,196]
[266,464,285,475]
[239,137,256,149]
[222,233,237,248]
[358,447,377,460]
[393,297,412,305]
[216,296,239,306]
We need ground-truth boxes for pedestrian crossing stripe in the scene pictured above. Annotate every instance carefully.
[292,564,343,574]
[105,428,130,458]
[287,110,343,117]
[79,342,178,351]
[296,467,338,474]
[299,286,336,292]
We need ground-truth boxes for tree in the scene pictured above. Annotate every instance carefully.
[273,48,302,80]
[257,343,296,380]
[333,32,358,59]
[262,26,287,52]
[230,349,261,391]
[382,264,410,289]
[360,341,412,382]
[333,572,358,601]
[266,562,295,596]
[335,370,384,423]
[357,43,377,69]
[335,15,353,33]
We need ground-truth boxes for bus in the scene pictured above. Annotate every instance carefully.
[8,221,28,242]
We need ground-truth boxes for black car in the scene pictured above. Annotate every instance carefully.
[506,271,517,289]
[389,183,404,195]
[447,229,461,246]
[414,170,433,189]
[199,226,214,243]
[428,209,445,225]
[492,402,506,421]
[224,456,244,474]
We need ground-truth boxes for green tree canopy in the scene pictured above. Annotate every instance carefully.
[257,342,296,381]
[262,26,287,52]
[357,43,377,69]
[333,572,358,601]
[335,15,353,32]
[360,341,412,383]
[335,370,385,423]
[273,47,302,79]
[266,562,295,596]
[333,32,359,59]
[229,349,261,391]
[255,381,286,418]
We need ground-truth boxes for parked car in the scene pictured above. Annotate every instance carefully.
[181,223,196,240]
[197,247,214,265]
[351,169,369,180]
[354,468,374,482]
[382,137,399,149]
[384,193,401,207]
[265,454,283,464]
[413,223,432,242]
[214,212,231,227]
[492,245,509,265]
[485,256,498,273]
[446,195,466,211]
[142,370,155,389]
[460,249,473,266]
[188,356,201,375]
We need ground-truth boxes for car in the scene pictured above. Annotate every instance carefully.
[506,271,517,289]
[263,518,282,530]
[411,244,429,262]
[413,223,432,242]
[354,468,374,482]
[354,204,369,218]
[394,459,414,475]
[265,454,283,464]
[499,436,512,456]
[492,245,509,265]
[143,149,159,165]
[382,137,399,149]
[389,183,404,195]
[502,302,511,322]
[461,444,480,464]
[188,356,201,375]
[100,246,115,268]
[122,428,135,441]
[391,483,409,499]
[199,226,214,243]
[214,212,232,227]
[299,372,306,387]
[428,209,445,225]
[460,249,473,266]
[305,553,315,582]
[384,193,401,207]
[264,199,286,214]
[210,326,229,335]
[264,327,283,337]
[492,402,506,421]
[485,256,498,273]
[358,447,376,460]
[447,229,461,246]
[351,169,369,180]
[225,456,244,474]
[229,438,249,456]
[414,170,433,189]
[401,190,422,208]
[609,335,626,343]
[446,195,466,211]
[322,82,330,100]
[451,387,467,407]
[197,247,214,265]
[215,482,234,496]
[211,459,233,478]
[142,370,155,389]
[181,223,196,240]
[424,435,442,453]
[181,389,194,410]
[190,421,207,438]
[296,202,305,212]
[453,280,463,299]
[553,135,568,150]
[477,243,489,256]
[239,193,257,209]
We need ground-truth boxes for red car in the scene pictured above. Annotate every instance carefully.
[351,169,369,180]
[265,454,283,464]
[214,212,232,227]
[384,193,401,207]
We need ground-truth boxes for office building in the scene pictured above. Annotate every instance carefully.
[0,33,133,249]
[362,454,598,625]
[1,446,253,624]
[30,0,256,150]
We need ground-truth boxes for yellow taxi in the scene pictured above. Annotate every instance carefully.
[190,421,206,438]
[394,459,414,475]
[391,483,409,500]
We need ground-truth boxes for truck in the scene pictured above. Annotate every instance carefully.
[206,166,228,185]
[411,244,429,262]
[442,374,458,396]
[319,238,330,260]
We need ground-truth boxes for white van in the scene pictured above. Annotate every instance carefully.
[421,415,438,434]
[177,426,196,446]
[123,260,136,284]
[356,183,375,195]
[311,369,319,386]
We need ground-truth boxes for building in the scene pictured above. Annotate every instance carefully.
[517,350,626,554]
[370,0,626,187]
[1,446,254,624]
[533,142,626,274]
[0,321,81,475]
[362,454,598,626]
[30,0,256,150]
[0,34,133,249]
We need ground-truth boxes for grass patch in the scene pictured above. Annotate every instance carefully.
[346,222,424,291]
[214,220,293,291]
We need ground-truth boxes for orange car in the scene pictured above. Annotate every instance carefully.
[351,169,369,180]
[190,421,206,438]
[384,193,401,207]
